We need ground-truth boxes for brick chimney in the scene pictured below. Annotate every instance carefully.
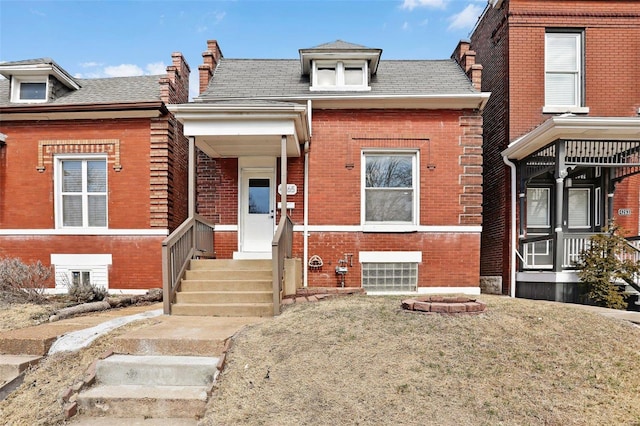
[199,40,223,95]
[452,40,483,91]
[160,52,191,104]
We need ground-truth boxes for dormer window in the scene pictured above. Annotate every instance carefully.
[312,61,369,91]
[20,82,47,101]
[0,58,80,104]
[11,77,48,103]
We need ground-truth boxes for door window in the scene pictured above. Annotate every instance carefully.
[248,178,270,214]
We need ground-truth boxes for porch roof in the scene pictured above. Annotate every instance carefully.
[169,100,310,158]
[502,115,640,161]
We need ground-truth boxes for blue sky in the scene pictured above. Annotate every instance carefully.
[0,0,487,98]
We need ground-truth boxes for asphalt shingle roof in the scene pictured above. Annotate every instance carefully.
[0,60,163,108]
[309,40,371,49]
[196,58,477,102]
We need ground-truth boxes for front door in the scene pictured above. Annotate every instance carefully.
[240,169,274,254]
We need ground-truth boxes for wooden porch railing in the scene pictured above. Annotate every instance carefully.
[162,214,215,314]
[271,215,293,316]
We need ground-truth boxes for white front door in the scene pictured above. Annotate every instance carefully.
[240,169,275,254]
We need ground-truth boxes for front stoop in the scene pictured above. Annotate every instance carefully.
[77,355,218,419]
[172,259,274,317]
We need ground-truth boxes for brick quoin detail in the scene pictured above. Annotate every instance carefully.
[458,115,483,226]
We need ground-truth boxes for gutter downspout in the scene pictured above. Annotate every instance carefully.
[503,155,517,297]
[303,99,312,287]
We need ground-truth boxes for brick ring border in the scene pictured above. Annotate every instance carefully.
[401,296,487,315]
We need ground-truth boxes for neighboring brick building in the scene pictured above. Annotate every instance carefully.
[0,54,190,292]
[470,0,640,301]
[170,39,489,294]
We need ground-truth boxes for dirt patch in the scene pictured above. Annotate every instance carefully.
[0,302,58,332]
[201,295,640,425]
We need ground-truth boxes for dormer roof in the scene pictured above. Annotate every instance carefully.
[0,58,80,90]
[299,40,382,75]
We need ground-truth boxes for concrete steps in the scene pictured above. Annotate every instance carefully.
[0,354,42,400]
[172,259,274,317]
[0,354,42,384]
[78,354,218,419]
[171,302,274,317]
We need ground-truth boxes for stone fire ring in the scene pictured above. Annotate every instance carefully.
[401,296,486,315]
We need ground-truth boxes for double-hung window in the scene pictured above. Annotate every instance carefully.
[56,157,107,228]
[363,152,417,226]
[312,60,369,91]
[544,31,586,112]
[567,187,590,229]
[525,187,552,268]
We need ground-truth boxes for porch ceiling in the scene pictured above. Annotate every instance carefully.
[169,101,310,158]
[503,116,640,161]
[196,134,300,158]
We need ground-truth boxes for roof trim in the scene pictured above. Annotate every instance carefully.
[299,43,383,75]
[0,101,167,121]
[194,93,490,111]
[502,115,640,160]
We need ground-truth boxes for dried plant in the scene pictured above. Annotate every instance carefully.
[0,257,52,303]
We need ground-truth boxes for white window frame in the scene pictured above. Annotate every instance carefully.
[543,31,589,114]
[526,187,551,229]
[51,253,111,290]
[311,60,370,92]
[10,76,48,103]
[568,187,591,229]
[54,155,108,229]
[361,150,419,231]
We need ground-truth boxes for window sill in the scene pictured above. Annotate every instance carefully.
[362,224,418,233]
[542,106,590,114]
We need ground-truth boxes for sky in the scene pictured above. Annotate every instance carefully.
[0,0,488,99]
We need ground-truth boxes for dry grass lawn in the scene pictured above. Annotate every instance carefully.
[1,295,639,425]
[202,295,640,425]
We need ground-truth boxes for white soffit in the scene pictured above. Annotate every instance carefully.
[503,116,640,161]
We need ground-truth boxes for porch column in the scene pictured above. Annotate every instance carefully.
[554,140,566,272]
[188,136,196,217]
[280,135,287,219]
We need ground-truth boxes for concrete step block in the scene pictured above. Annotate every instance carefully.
[190,259,272,271]
[171,303,274,317]
[78,384,208,418]
[0,355,42,383]
[180,279,272,292]
[184,269,272,280]
[96,355,218,387]
[176,291,273,304]
[0,336,56,356]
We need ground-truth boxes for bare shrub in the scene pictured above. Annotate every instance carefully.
[0,257,51,303]
[65,276,109,304]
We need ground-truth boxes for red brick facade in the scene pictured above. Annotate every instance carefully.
[0,53,190,290]
[471,0,640,293]
[197,108,483,289]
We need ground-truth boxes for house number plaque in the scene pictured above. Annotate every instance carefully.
[278,184,297,195]
[618,208,632,216]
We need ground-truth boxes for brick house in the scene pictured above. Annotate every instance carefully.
[164,39,489,314]
[0,54,191,293]
[470,0,640,302]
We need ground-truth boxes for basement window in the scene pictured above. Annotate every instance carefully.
[360,251,421,292]
[362,262,418,292]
